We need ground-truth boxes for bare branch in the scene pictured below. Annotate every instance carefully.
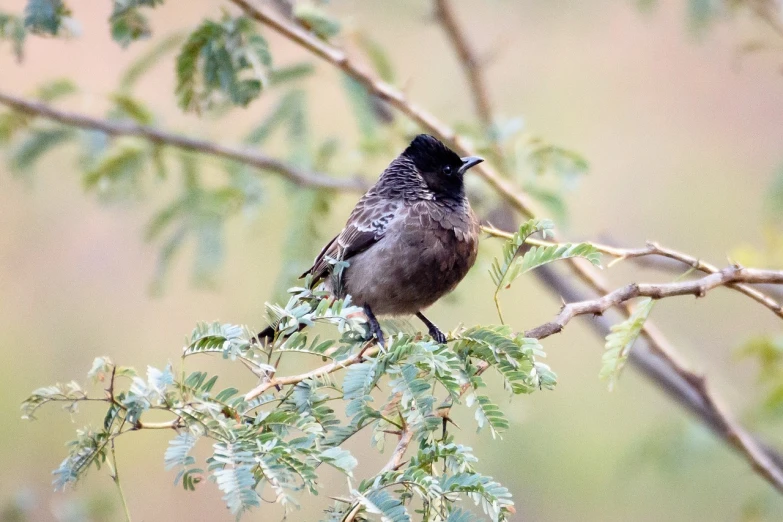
[524,266,783,340]
[0,91,368,192]
[433,0,493,128]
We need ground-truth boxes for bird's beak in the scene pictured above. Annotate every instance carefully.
[458,156,484,175]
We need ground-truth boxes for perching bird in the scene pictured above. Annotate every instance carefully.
[264,134,483,347]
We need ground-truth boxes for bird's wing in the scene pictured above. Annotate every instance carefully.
[302,193,400,280]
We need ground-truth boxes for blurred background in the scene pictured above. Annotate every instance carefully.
[2,0,783,520]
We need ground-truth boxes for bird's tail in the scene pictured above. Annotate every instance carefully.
[254,325,276,345]
[253,322,307,345]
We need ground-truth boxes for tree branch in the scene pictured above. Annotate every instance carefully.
[743,0,783,39]
[432,0,494,128]
[524,266,783,339]
[524,265,783,493]
[0,91,368,192]
[532,264,783,480]
[228,0,539,218]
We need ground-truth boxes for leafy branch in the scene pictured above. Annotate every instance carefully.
[488,219,601,323]
[24,283,558,521]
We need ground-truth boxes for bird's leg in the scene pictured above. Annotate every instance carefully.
[416,312,447,344]
[363,304,385,349]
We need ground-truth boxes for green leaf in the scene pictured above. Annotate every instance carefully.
[490,218,601,322]
[185,322,252,359]
[342,75,379,144]
[318,447,357,477]
[277,332,336,359]
[446,508,480,522]
[164,432,198,470]
[82,145,147,199]
[458,326,556,394]
[245,89,305,145]
[36,78,77,101]
[469,394,508,439]
[389,363,434,428]
[521,184,568,224]
[21,381,87,420]
[52,428,110,490]
[600,298,655,390]
[0,12,27,61]
[119,32,184,90]
[357,489,411,522]
[24,0,71,35]
[354,32,395,83]
[10,127,74,171]
[212,448,260,516]
[176,16,271,112]
[528,144,589,179]
[109,0,164,46]
[513,242,602,280]
[293,3,340,40]
[87,356,113,382]
[489,219,555,288]
[110,9,150,47]
[268,62,315,86]
[110,93,154,125]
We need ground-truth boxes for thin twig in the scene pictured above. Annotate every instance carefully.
[433,0,493,128]
[344,424,413,522]
[136,420,179,430]
[244,344,381,402]
[0,91,368,192]
[381,424,413,473]
[109,438,133,522]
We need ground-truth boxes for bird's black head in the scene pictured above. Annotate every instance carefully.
[402,134,483,199]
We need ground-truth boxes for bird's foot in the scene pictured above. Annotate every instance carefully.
[416,311,448,345]
[428,326,447,345]
[375,330,386,350]
[363,304,386,352]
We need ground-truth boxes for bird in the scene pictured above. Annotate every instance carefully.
[261,134,483,347]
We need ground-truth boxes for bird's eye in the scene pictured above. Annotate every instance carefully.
[443,165,452,175]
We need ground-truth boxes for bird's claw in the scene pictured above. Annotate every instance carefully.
[429,327,447,345]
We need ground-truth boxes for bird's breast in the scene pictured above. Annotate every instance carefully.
[340,202,479,315]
